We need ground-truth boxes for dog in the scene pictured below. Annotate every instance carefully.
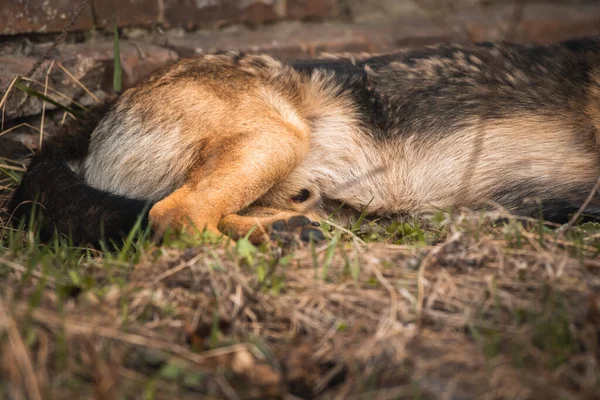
[8,36,600,246]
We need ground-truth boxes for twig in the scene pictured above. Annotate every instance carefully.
[0,77,18,131]
[415,247,437,329]
[0,298,43,400]
[18,77,89,111]
[23,303,259,366]
[559,175,600,234]
[416,231,461,328]
[324,219,366,246]
[369,262,398,323]
[57,62,101,103]
[0,164,26,172]
[0,123,42,139]
[153,252,204,283]
[0,257,57,285]
[39,61,55,149]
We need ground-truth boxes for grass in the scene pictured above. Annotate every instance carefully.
[0,38,599,399]
[1,182,599,399]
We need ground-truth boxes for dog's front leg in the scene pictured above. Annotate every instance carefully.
[148,123,310,240]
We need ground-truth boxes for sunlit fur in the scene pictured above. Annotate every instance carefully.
[9,38,600,244]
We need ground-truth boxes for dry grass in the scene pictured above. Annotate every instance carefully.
[0,200,599,399]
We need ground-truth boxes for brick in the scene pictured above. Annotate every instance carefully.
[286,0,339,20]
[164,21,382,59]
[444,3,600,43]
[0,0,95,35]
[162,0,284,30]
[92,0,159,28]
[516,3,600,43]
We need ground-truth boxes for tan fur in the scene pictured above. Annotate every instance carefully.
[148,97,310,238]
[258,114,600,219]
[585,68,600,148]
[378,117,600,212]
[76,49,600,242]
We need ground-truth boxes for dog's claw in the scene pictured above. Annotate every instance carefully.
[300,227,326,243]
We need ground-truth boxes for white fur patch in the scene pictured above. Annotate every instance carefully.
[268,70,599,217]
[83,105,198,201]
[261,70,387,212]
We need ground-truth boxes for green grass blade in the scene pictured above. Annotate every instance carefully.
[117,204,151,262]
[14,79,82,117]
[351,197,374,233]
[321,234,339,280]
[113,22,122,94]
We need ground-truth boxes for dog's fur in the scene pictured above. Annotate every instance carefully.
[8,37,600,245]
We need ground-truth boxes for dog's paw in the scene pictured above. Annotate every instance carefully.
[270,215,326,245]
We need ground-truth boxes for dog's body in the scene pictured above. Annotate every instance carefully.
[9,37,600,244]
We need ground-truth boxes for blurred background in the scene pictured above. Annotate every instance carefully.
[1,0,600,157]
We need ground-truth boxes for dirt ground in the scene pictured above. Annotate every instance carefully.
[1,205,599,399]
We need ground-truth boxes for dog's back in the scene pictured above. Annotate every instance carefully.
[282,38,600,220]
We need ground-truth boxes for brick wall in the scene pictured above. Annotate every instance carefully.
[0,0,339,35]
[3,0,599,36]
[345,0,597,24]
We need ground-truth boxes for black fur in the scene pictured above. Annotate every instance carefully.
[290,38,600,222]
[292,37,600,142]
[489,179,600,223]
[7,102,153,246]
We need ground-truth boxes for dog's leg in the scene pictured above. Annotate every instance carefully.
[148,121,310,241]
[219,206,325,244]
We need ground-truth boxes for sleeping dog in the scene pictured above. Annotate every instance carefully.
[9,37,600,245]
